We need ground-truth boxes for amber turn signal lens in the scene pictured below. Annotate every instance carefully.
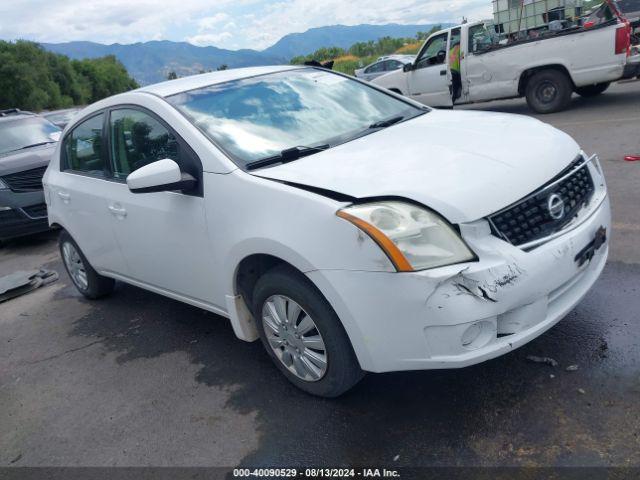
[336,210,414,272]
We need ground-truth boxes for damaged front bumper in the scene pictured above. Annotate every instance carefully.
[308,192,611,373]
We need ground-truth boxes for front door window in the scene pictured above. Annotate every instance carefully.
[415,33,448,70]
[109,109,180,180]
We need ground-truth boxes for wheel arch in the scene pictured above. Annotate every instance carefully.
[226,246,373,370]
[518,64,575,96]
[233,253,304,315]
[224,239,318,342]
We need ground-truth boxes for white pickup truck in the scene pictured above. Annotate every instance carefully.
[372,18,639,113]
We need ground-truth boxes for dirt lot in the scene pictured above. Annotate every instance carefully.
[1,80,639,470]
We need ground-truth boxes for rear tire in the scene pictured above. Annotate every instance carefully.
[525,69,573,114]
[59,230,115,299]
[575,82,610,98]
[252,265,364,397]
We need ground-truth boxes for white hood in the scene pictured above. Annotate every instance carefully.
[254,110,581,223]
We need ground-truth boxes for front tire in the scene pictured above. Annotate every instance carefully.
[525,69,572,114]
[252,265,364,397]
[59,230,115,299]
[575,82,610,98]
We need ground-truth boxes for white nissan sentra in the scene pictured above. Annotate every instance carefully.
[44,66,610,397]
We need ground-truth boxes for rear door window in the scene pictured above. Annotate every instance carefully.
[62,113,107,175]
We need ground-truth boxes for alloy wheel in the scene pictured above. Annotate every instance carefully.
[262,295,328,382]
[62,241,89,291]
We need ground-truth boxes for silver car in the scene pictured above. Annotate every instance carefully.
[354,55,415,82]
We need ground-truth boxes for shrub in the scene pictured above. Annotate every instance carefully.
[395,42,422,55]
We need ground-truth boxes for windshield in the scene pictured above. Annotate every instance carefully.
[167,68,424,167]
[0,116,61,156]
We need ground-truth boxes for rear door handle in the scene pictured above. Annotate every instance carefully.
[108,204,127,218]
[57,191,71,203]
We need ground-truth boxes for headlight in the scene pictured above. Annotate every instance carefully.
[337,201,476,271]
[592,154,603,175]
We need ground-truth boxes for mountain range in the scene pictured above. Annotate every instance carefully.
[41,23,447,85]
[42,40,283,86]
[261,23,447,59]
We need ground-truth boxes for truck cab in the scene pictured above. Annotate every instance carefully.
[374,25,458,108]
[373,17,635,113]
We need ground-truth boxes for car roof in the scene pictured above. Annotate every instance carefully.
[138,65,301,98]
[374,55,414,62]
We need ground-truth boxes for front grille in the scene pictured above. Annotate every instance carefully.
[22,203,48,218]
[1,166,47,192]
[489,156,595,247]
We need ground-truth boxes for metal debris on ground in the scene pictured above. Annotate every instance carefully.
[578,388,586,395]
[526,355,558,367]
[566,365,579,371]
[597,339,609,359]
[0,269,58,303]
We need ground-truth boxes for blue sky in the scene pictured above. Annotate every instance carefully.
[0,0,492,50]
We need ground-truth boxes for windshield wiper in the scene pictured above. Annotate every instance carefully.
[369,115,405,130]
[246,144,330,171]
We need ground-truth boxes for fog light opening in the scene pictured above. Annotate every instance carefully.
[461,321,494,350]
[461,323,481,347]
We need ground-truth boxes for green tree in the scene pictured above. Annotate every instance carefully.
[72,55,138,103]
[0,41,138,111]
[291,46,347,65]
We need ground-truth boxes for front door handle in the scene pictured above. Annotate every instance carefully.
[440,70,447,76]
[108,204,127,218]
[57,191,71,203]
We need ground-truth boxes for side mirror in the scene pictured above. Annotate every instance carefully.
[126,158,197,194]
[436,50,446,64]
[403,63,413,72]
